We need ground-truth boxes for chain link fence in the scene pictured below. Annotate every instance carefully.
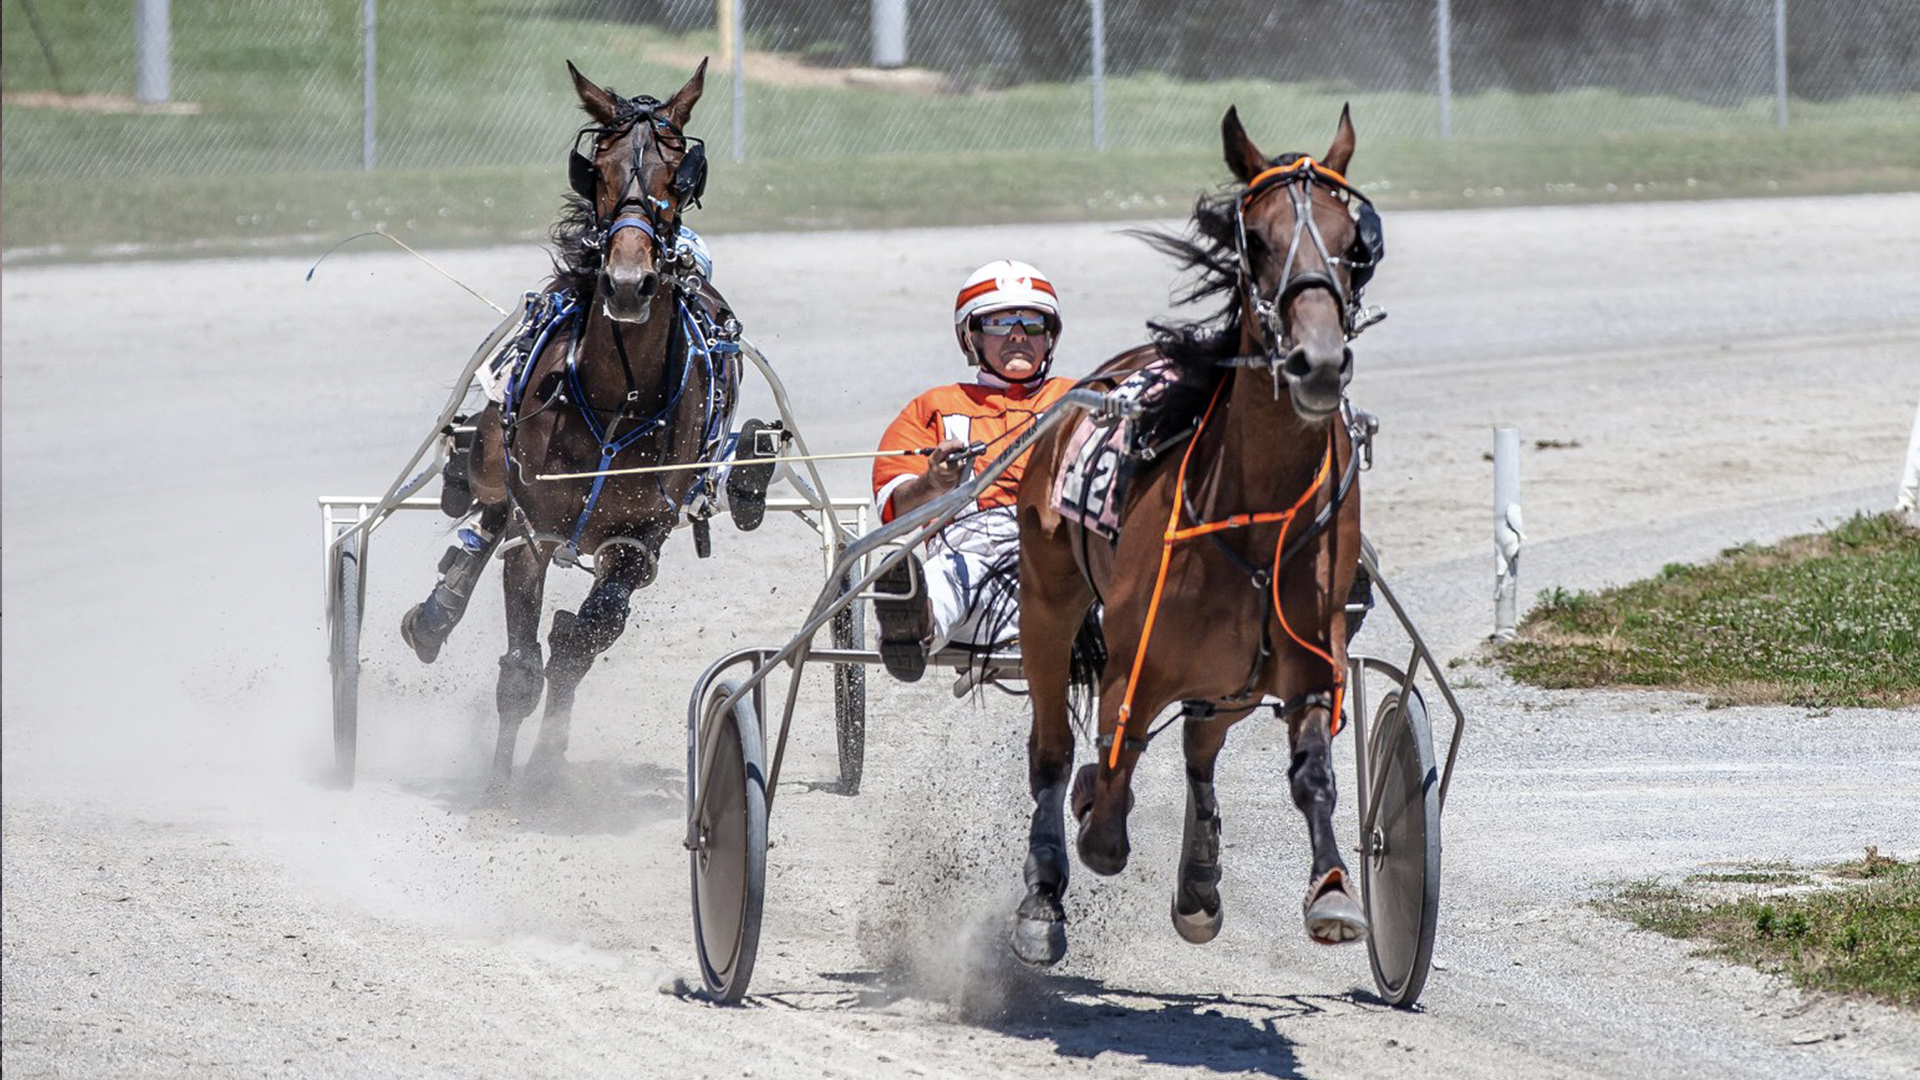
[4,0,1916,187]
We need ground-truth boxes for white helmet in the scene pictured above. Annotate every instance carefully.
[953,259,1062,368]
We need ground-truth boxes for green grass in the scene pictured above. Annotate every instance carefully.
[1501,513,1920,709]
[6,1,1920,261]
[1607,850,1920,1008]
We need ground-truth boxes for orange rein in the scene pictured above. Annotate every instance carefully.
[1106,380,1346,770]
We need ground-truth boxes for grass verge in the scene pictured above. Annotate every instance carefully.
[1606,849,1919,1009]
[1499,512,1920,709]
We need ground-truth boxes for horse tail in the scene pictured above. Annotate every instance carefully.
[1067,602,1106,738]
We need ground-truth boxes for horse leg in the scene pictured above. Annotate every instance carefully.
[1292,701,1367,944]
[1172,708,1234,944]
[1072,676,1151,877]
[401,501,508,664]
[492,540,551,789]
[1011,592,1090,967]
[529,538,658,778]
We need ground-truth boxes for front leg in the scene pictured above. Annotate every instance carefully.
[530,538,658,776]
[1292,700,1366,945]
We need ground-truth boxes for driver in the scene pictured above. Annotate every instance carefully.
[870,259,1075,681]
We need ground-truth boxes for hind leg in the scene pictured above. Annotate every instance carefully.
[1291,700,1366,944]
[492,539,551,789]
[529,538,659,777]
[1011,525,1093,966]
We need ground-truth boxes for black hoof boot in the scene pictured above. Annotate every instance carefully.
[872,551,931,683]
[726,419,780,532]
[497,645,545,719]
[1012,888,1069,967]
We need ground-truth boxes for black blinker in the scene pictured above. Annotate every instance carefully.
[569,149,597,201]
[672,142,708,205]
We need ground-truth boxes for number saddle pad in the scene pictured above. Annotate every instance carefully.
[1048,357,1185,542]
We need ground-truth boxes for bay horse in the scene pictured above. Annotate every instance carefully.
[402,60,743,790]
[1011,107,1381,965]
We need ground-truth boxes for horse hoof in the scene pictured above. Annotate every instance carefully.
[1011,893,1067,967]
[1172,894,1223,945]
[400,604,444,664]
[1303,867,1368,945]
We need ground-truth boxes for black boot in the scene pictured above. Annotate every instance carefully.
[440,423,476,518]
[726,419,781,532]
[872,551,932,682]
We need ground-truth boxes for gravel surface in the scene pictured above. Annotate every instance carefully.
[5,193,1919,1079]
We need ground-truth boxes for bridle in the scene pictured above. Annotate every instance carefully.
[568,93,708,280]
[1230,156,1384,372]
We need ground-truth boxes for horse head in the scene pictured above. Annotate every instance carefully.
[1222,105,1375,422]
[566,59,708,324]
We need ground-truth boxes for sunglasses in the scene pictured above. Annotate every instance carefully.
[976,313,1050,337]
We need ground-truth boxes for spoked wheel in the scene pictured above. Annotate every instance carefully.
[1360,684,1442,1008]
[688,679,768,1003]
[830,572,867,794]
[328,532,364,789]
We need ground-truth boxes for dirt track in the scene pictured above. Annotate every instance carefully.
[4,194,1919,1079]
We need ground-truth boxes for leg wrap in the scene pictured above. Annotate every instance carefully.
[1024,783,1071,898]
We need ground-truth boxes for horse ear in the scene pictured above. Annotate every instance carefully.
[1323,104,1356,175]
[663,58,708,129]
[567,60,619,125]
[1221,106,1268,185]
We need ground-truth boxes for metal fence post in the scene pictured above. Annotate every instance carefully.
[363,0,377,172]
[731,0,746,161]
[135,0,170,104]
[1436,0,1452,138]
[1493,426,1523,641]
[1089,0,1107,152]
[1773,0,1789,129]
[872,0,906,68]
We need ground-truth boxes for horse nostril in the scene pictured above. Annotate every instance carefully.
[636,272,657,299]
[1283,347,1314,381]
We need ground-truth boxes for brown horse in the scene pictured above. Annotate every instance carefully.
[402,60,745,790]
[1011,107,1381,966]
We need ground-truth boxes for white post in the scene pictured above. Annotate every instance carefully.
[1898,392,1920,525]
[730,0,746,161]
[362,0,376,172]
[1493,426,1523,641]
[1436,0,1452,138]
[871,0,906,68]
[1773,0,1789,130]
[1089,0,1107,152]
[135,0,170,104]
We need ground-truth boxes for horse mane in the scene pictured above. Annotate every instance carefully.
[1130,151,1311,378]
[547,192,601,297]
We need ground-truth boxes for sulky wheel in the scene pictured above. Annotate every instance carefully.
[1360,684,1442,1008]
[688,679,768,1003]
[831,572,867,794]
[329,532,364,789]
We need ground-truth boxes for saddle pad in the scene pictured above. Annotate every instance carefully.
[1049,357,1180,541]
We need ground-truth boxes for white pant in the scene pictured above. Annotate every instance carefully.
[918,507,1020,652]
